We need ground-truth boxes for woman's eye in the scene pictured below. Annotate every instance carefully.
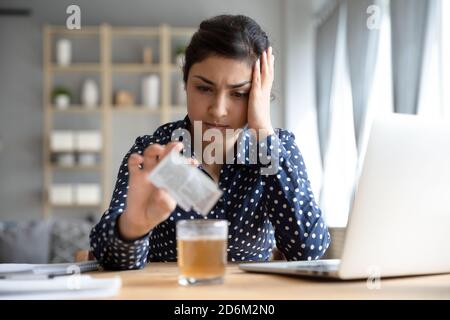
[196,86,212,93]
[232,92,249,98]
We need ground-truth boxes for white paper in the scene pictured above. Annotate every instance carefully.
[147,150,222,216]
[0,260,99,276]
[0,275,121,300]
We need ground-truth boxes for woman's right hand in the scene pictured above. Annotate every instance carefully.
[118,141,199,240]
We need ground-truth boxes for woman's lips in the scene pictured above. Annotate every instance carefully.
[203,122,230,129]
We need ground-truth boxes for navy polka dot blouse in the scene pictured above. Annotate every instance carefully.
[90,116,331,270]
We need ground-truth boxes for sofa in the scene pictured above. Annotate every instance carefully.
[0,216,95,264]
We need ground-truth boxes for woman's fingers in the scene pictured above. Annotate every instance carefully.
[269,46,274,75]
[152,187,177,211]
[143,143,165,172]
[127,153,144,176]
[140,141,192,172]
[252,47,273,91]
[262,49,269,78]
[261,47,274,87]
[189,157,200,166]
[135,141,195,177]
[252,58,261,89]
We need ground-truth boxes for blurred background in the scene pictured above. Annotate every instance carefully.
[0,0,448,263]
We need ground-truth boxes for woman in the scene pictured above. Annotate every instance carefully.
[90,14,331,270]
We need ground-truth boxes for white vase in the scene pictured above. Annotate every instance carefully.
[81,79,99,108]
[55,94,70,109]
[141,74,159,109]
[56,39,72,66]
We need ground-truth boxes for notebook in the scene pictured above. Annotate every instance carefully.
[0,275,121,300]
[0,260,122,299]
[0,260,100,278]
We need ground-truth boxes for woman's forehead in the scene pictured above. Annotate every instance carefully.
[189,56,253,83]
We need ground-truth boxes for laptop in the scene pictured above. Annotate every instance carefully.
[240,113,450,279]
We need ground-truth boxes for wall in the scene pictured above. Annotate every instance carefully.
[0,16,42,220]
[0,0,318,221]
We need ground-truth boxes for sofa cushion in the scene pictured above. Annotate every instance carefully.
[0,220,51,263]
[49,218,94,263]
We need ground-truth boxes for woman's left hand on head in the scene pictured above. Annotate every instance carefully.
[247,46,275,139]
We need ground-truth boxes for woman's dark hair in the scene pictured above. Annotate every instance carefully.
[182,14,270,84]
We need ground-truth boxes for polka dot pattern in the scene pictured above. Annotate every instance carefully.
[90,116,331,270]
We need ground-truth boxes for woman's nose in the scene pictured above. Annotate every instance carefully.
[209,93,228,118]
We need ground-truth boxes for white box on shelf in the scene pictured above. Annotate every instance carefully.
[75,184,101,205]
[49,184,73,205]
[75,131,102,152]
[56,153,76,167]
[50,131,75,152]
[78,152,97,166]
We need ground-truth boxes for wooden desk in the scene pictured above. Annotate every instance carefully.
[91,262,450,299]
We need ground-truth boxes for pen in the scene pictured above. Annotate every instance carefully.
[0,272,78,280]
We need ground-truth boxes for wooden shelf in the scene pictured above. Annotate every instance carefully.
[50,165,102,171]
[50,150,102,154]
[49,26,100,36]
[112,106,161,113]
[49,63,101,72]
[170,28,196,37]
[111,27,159,36]
[43,24,195,218]
[170,64,183,72]
[51,105,102,113]
[51,204,102,208]
[112,64,161,73]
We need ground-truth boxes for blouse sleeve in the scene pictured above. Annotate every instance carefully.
[260,129,331,261]
[90,134,156,270]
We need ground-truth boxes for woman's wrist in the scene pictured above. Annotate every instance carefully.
[258,126,275,139]
[248,123,275,141]
[118,208,156,241]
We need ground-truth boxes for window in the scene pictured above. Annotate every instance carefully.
[442,0,450,118]
[321,0,393,227]
[358,0,393,175]
[417,0,443,117]
[319,3,357,227]
[417,0,449,119]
